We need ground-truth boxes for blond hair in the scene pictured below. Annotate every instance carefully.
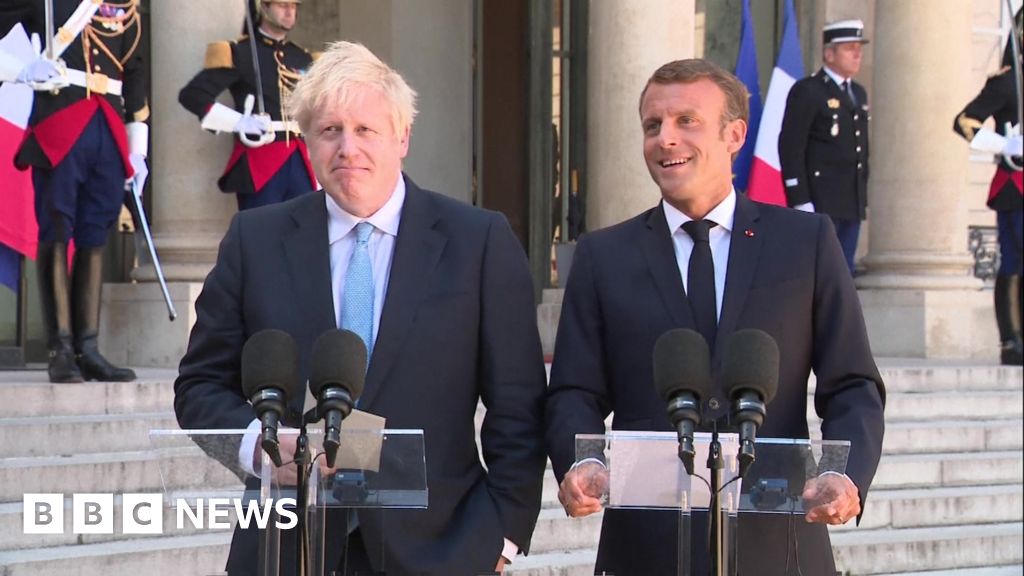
[288,41,418,136]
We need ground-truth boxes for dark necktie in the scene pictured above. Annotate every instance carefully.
[682,219,718,349]
[842,80,858,107]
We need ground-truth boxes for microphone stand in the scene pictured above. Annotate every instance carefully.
[707,419,726,576]
[294,423,310,576]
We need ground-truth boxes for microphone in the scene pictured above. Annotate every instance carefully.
[309,329,367,467]
[241,329,300,467]
[721,329,779,478]
[652,328,712,476]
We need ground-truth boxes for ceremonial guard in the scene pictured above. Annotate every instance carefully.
[178,0,317,211]
[953,8,1023,365]
[779,19,871,274]
[0,0,147,383]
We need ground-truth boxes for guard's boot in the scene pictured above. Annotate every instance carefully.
[37,241,83,383]
[71,246,136,382]
[995,274,1023,366]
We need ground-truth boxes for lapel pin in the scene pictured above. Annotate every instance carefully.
[744,229,755,238]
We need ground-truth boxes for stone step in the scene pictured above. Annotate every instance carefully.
[528,508,602,555]
[834,484,1023,531]
[872,451,1023,490]
[0,369,177,418]
[0,413,178,458]
[805,390,1023,423]
[874,567,1024,576]
[506,549,595,576]
[0,450,245,504]
[831,522,1023,575]
[874,363,1023,393]
[0,532,231,576]
[882,419,1022,455]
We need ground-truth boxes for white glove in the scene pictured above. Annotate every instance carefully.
[128,153,148,192]
[794,202,815,213]
[17,34,68,91]
[235,113,271,137]
[1003,134,1022,159]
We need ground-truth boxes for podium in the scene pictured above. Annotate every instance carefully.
[150,428,427,576]
[575,432,850,576]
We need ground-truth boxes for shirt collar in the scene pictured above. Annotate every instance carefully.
[822,66,849,86]
[326,173,406,244]
[663,189,736,236]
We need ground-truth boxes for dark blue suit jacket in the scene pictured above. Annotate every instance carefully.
[175,176,548,575]
[546,193,885,575]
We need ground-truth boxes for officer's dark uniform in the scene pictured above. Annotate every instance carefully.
[953,44,1023,364]
[178,25,317,211]
[779,68,870,273]
[1,0,145,383]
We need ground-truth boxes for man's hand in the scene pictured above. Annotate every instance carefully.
[235,113,271,138]
[802,472,860,525]
[557,460,607,518]
[127,153,148,192]
[16,34,67,90]
[251,431,335,486]
[494,556,507,573]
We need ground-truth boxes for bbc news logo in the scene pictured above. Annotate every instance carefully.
[23,493,298,535]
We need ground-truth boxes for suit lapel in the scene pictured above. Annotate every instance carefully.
[642,204,695,329]
[359,177,446,408]
[282,191,336,338]
[714,194,763,361]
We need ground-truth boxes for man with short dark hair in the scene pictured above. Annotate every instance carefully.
[546,58,885,575]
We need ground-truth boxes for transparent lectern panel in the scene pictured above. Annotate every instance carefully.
[575,432,850,515]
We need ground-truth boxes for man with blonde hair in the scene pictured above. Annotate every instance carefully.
[175,41,547,575]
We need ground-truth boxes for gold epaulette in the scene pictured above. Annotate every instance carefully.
[204,41,233,70]
[311,50,323,61]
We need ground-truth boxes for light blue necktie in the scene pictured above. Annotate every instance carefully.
[341,222,375,363]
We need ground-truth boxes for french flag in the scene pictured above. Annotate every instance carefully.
[731,0,762,193]
[0,24,38,293]
[747,0,804,206]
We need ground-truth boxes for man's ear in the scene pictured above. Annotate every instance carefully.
[725,118,747,155]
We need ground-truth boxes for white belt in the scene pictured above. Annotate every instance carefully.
[65,68,123,97]
[270,120,301,134]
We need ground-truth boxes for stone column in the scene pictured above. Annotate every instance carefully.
[101,1,243,367]
[586,0,696,231]
[855,0,995,358]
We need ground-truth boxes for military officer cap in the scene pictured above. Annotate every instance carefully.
[823,19,869,45]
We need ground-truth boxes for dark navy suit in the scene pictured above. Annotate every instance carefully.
[175,177,547,575]
[546,194,885,575]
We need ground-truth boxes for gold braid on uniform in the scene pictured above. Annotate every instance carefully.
[276,51,304,142]
[83,0,142,75]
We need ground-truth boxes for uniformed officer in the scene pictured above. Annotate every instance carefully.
[779,19,870,275]
[179,0,318,211]
[953,8,1023,365]
[0,0,147,383]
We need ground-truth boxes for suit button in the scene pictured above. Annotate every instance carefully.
[858,162,863,169]
[854,114,860,121]
[832,113,838,119]
[814,171,820,177]
[856,130,861,136]
[92,48,99,55]
[708,398,721,410]
[856,146,862,152]
[93,65,101,72]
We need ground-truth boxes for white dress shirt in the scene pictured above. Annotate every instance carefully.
[662,189,736,321]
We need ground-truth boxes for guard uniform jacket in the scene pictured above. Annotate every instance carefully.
[953,66,1023,212]
[178,28,316,195]
[0,0,147,173]
[779,68,870,221]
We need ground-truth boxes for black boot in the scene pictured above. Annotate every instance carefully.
[994,275,1023,366]
[71,246,136,382]
[37,241,83,383]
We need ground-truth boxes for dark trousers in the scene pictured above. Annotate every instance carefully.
[830,216,861,275]
[32,112,126,247]
[997,209,1023,275]
[237,150,313,211]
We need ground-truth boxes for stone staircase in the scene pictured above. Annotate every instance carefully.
[0,363,1021,575]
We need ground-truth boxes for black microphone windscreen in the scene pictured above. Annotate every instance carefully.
[309,329,367,400]
[721,329,780,403]
[652,328,712,401]
[241,329,300,398]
